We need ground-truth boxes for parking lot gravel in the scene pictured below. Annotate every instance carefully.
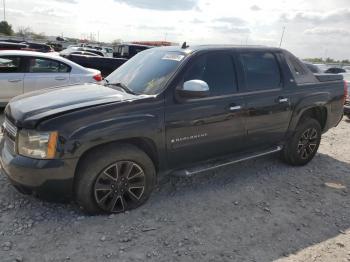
[0,112,349,262]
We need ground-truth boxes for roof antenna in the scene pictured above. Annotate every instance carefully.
[181,41,189,49]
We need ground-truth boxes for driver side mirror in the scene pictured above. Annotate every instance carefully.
[177,80,210,98]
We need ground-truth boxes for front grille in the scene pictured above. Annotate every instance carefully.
[345,100,350,107]
[3,117,17,153]
[4,136,16,153]
[3,117,17,138]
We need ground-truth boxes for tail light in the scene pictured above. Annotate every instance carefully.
[344,80,348,104]
[93,73,103,82]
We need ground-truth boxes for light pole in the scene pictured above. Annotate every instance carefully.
[3,0,5,21]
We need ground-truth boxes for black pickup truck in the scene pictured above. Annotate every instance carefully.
[66,54,127,77]
[0,45,345,214]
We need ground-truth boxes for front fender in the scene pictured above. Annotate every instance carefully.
[67,114,162,157]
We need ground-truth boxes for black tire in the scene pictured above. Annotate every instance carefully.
[281,118,321,166]
[12,184,32,195]
[74,144,156,215]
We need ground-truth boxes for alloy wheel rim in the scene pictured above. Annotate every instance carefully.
[94,161,145,213]
[297,128,319,160]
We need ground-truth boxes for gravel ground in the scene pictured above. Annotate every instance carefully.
[0,113,349,262]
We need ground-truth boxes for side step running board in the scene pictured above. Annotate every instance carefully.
[171,146,282,177]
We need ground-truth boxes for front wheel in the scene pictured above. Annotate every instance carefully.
[281,118,321,166]
[75,144,156,215]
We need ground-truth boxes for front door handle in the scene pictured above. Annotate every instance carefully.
[8,79,22,83]
[55,76,67,81]
[278,97,289,103]
[229,105,242,112]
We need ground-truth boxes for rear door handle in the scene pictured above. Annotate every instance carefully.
[55,76,67,81]
[278,97,289,103]
[8,79,22,83]
[229,105,242,112]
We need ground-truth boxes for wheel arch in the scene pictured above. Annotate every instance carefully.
[288,101,329,135]
[297,106,328,130]
[73,137,160,188]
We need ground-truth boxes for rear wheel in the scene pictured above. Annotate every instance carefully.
[281,118,321,166]
[75,144,156,214]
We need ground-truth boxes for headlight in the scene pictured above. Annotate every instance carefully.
[18,130,58,159]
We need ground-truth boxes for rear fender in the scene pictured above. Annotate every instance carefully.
[287,92,330,135]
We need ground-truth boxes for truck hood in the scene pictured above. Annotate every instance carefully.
[6,83,143,128]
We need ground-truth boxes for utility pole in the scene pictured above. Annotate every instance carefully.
[279,26,286,48]
[3,0,5,21]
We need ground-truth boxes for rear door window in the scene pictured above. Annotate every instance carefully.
[285,54,316,84]
[239,52,281,91]
[28,58,71,73]
[184,52,237,96]
[287,55,308,76]
[0,56,23,73]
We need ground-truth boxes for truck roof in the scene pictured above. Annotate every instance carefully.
[118,43,154,48]
[154,45,283,54]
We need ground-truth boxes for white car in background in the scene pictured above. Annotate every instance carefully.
[342,66,350,72]
[0,50,102,105]
[314,63,330,73]
[60,47,105,57]
[101,47,114,57]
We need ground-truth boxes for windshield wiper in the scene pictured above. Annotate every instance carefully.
[105,81,137,95]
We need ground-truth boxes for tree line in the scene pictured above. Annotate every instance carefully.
[304,57,350,64]
[0,20,46,40]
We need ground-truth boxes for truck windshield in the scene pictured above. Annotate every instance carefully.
[105,49,185,95]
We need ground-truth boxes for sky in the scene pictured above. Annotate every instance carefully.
[4,0,350,59]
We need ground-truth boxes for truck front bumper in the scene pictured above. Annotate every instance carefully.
[0,140,78,200]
